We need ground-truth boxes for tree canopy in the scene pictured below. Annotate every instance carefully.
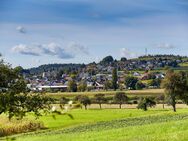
[0,60,53,120]
[162,70,188,112]
[100,56,114,65]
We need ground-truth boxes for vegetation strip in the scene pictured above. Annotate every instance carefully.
[6,113,188,139]
[56,113,188,134]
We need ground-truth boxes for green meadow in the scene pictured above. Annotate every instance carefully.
[2,108,188,141]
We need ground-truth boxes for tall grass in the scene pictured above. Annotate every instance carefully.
[0,117,45,137]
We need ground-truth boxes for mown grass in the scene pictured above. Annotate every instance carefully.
[37,108,168,129]
[2,109,188,141]
[4,109,188,141]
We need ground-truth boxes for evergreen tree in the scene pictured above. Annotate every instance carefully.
[112,68,118,90]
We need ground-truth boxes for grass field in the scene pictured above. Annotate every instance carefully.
[2,108,188,141]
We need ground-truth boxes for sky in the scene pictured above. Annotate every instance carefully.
[0,0,188,68]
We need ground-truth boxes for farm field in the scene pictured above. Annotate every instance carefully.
[46,89,164,99]
[2,108,188,141]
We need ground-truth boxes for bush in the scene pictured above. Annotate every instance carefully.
[137,97,156,111]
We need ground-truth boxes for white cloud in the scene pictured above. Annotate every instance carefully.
[41,42,73,59]
[11,44,40,56]
[120,48,138,59]
[155,43,175,49]
[16,26,26,34]
[11,42,88,59]
[67,42,89,55]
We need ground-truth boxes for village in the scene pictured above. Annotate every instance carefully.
[25,55,186,92]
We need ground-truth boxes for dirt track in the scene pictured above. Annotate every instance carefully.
[87,104,188,109]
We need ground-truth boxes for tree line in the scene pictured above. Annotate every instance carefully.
[64,69,188,112]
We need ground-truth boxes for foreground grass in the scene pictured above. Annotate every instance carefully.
[2,109,188,141]
[38,108,167,129]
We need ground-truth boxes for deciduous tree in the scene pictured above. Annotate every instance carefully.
[94,94,106,109]
[113,92,128,109]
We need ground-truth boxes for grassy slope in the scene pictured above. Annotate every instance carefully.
[4,109,188,141]
[38,109,167,128]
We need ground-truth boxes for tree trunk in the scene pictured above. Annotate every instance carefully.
[84,105,87,110]
[119,104,122,109]
[162,101,165,109]
[144,104,147,111]
[172,95,176,112]
[172,103,176,112]
[99,104,102,109]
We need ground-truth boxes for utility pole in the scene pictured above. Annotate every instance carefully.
[145,48,148,56]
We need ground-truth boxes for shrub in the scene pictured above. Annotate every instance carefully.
[137,97,156,111]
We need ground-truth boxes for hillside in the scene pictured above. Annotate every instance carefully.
[23,54,188,76]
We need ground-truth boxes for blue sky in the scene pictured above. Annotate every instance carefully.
[0,0,188,68]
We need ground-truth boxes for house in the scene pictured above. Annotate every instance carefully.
[133,72,141,77]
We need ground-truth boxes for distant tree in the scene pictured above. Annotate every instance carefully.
[120,57,127,62]
[100,56,114,65]
[135,81,145,90]
[77,81,87,92]
[77,96,91,110]
[112,68,118,91]
[148,79,161,88]
[94,94,106,109]
[68,80,77,92]
[104,80,112,90]
[74,95,91,109]
[60,97,69,106]
[162,70,187,112]
[114,92,128,109]
[147,73,156,79]
[124,76,138,90]
[56,70,64,80]
[156,95,165,109]
[137,97,156,111]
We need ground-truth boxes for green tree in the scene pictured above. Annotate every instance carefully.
[112,68,118,91]
[68,80,77,92]
[0,62,53,120]
[162,70,187,112]
[135,81,145,90]
[124,76,138,90]
[114,92,128,109]
[94,94,106,109]
[120,57,127,62]
[100,56,114,65]
[148,78,161,88]
[137,97,156,111]
[79,96,91,110]
[77,81,87,92]
[104,80,112,90]
[60,97,69,106]
[74,95,91,110]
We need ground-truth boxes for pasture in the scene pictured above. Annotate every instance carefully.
[2,108,188,141]
[1,89,188,141]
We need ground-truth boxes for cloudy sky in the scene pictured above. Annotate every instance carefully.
[0,0,188,68]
